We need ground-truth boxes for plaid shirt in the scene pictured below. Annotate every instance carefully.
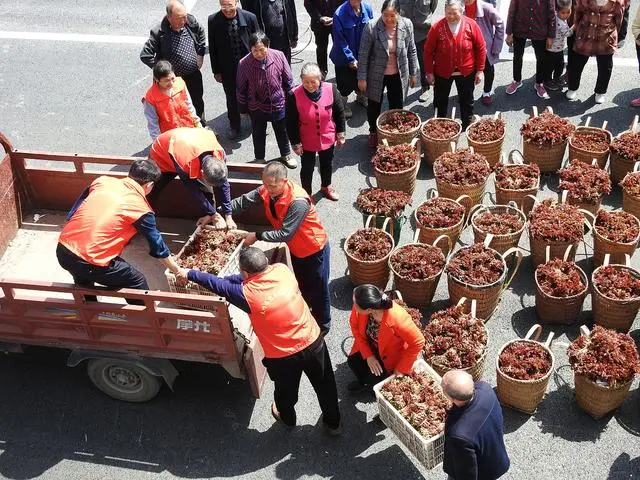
[506,0,556,41]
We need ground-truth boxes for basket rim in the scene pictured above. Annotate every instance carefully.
[344,227,395,264]
[465,121,506,145]
[522,135,570,147]
[414,199,465,231]
[568,126,613,154]
[591,264,640,302]
[470,204,527,238]
[421,117,462,141]
[446,244,507,289]
[593,216,640,246]
[376,109,422,135]
[574,372,635,392]
[496,339,556,384]
[374,155,420,176]
[434,155,491,187]
[534,262,589,299]
[389,242,446,282]
[495,165,541,192]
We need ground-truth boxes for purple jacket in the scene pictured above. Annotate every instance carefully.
[236,49,294,114]
[467,0,505,65]
[506,0,556,41]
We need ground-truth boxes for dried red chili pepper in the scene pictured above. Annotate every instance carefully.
[529,198,584,243]
[499,341,552,380]
[434,148,491,186]
[416,197,465,229]
[611,131,640,161]
[345,228,393,261]
[379,110,420,133]
[536,259,586,297]
[594,210,640,244]
[467,118,505,143]
[494,162,540,190]
[179,230,244,274]
[446,244,504,286]
[422,118,460,140]
[390,244,445,280]
[558,159,611,203]
[521,110,575,146]
[372,143,419,173]
[355,188,412,218]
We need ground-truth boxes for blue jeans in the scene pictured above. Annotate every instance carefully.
[290,242,331,332]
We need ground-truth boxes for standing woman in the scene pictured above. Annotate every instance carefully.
[424,0,486,130]
[464,0,504,106]
[330,0,375,119]
[286,63,347,201]
[358,0,419,148]
[236,32,297,168]
[566,0,627,103]
[142,60,202,141]
[346,285,425,393]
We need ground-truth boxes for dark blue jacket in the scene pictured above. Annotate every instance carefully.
[329,1,374,66]
[443,381,510,480]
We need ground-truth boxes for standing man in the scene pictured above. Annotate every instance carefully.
[231,161,331,333]
[208,0,259,139]
[148,127,236,230]
[441,370,511,480]
[304,0,343,78]
[176,247,341,434]
[56,160,183,305]
[397,0,439,103]
[140,0,207,125]
[242,0,299,64]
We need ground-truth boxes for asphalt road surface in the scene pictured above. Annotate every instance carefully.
[1,0,640,479]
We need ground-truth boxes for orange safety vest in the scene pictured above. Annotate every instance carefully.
[59,177,152,266]
[143,77,197,133]
[259,180,328,258]
[149,127,225,179]
[243,264,320,358]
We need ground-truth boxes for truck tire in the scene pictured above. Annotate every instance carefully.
[87,358,162,402]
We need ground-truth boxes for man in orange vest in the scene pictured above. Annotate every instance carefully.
[149,127,236,229]
[230,161,331,333]
[176,246,341,434]
[56,160,184,304]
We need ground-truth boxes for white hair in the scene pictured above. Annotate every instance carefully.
[300,62,323,80]
[444,0,464,11]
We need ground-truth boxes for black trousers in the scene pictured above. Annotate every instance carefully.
[545,51,565,82]
[483,58,495,94]
[180,69,205,124]
[367,73,403,133]
[347,351,389,387]
[300,146,335,194]
[313,25,331,74]
[222,76,241,130]
[434,73,475,130]
[249,110,291,160]
[568,51,613,94]
[335,65,359,97]
[416,38,428,89]
[56,243,148,305]
[290,243,331,332]
[269,33,292,64]
[566,35,575,75]
[512,37,546,84]
[262,335,341,428]
[147,172,213,213]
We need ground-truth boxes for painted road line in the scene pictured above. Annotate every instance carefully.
[0,31,146,44]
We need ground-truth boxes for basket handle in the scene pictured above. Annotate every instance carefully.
[455,194,472,207]
[508,149,525,165]
[634,161,640,173]
[543,331,555,348]
[483,233,495,249]
[450,141,456,153]
[381,217,393,236]
[428,187,439,199]
[413,229,421,243]
[603,158,610,172]
[468,203,487,224]
[603,253,610,267]
[524,324,542,342]
[381,138,389,147]
[631,115,639,133]
[580,325,591,337]
[500,247,523,294]
[469,145,475,154]
[579,209,596,233]
[451,107,456,120]
[365,214,375,229]
[432,234,452,256]
[410,136,419,149]
[624,253,631,267]
[532,106,539,118]
[524,194,538,213]
[591,158,598,167]
[455,297,477,318]
[584,116,591,127]
[563,244,574,262]
[545,245,551,264]
[601,120,608,130]
[393,290,403,302]
[546,106,554,114]
[560,190,568,205]
[456,296,468,307]
[494,111,501,120]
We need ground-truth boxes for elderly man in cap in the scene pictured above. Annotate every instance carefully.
[140,0,207,125]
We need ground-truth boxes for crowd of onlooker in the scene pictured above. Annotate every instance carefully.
[139,0,640,199]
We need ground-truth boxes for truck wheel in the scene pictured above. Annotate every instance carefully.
[87,358,161,403]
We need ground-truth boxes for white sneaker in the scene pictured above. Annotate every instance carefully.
[594,93,606,104]
[566,89,578,100]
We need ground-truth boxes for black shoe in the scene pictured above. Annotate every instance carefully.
[347,381,368,395]
[228,127,239,140]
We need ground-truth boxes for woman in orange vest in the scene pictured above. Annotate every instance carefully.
[347,284,425,394]
[142,60,202,140]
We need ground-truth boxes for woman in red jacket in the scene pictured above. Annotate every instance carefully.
[347,285,425,394]
[423,0,486,130]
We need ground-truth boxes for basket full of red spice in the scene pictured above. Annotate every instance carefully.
[493,150,540,214]
[344,216,395,289]
[376,109,422,146]
[609,116,640,183]
[558,160,611,216]
[592,210,640,267]
[465,113,506,167]
[469,202,526,254]
[567,119,612,169]
[496,324,555,414]
[591,254,640,332]
[433,147,491,212]
[620,166,640,220]
[414,189,469,253]
[534,246,588,325]
[421,115,462,165]
[521,107,575,173]
[568,325,640,419]
[372,138,421,195]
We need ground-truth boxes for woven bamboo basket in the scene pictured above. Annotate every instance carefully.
[592,212,640,267]
[421,114,462,165]
[414,190,469,254]
[469,202,526,255]
[374,138,421,195]
[496,325,555,414]
[591,254,640,332]
[567,121,612,169]
[446,236,523,320]
[567,195,601,217]
[344,216,395,289]
[427,298,487,381]
[389,233,450,307]
[494,150,540,215]
[610,116,640,183]
[535,246,588,324]
[376,109,422,146]
[573,326,635,419]
[522,139,567,173]
[465,112,505,167]
[622,164,640,220]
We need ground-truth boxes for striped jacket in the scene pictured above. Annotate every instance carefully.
[236,49,294,114]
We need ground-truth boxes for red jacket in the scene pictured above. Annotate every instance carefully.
[348,303,425,374]
[424,16,486,79]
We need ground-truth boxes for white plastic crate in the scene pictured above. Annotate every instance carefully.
[373,359,446,470]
